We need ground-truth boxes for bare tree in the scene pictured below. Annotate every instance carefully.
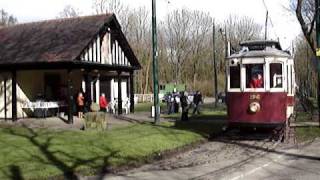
[0,9,17,28]
[57,5,81,18]
[126,7,152,94]
[164,9,194,83]
[92,0,131,35]
[290,0,316,54]
[187,10,213,90]
[224,15,263,51]
[294,34,315,97]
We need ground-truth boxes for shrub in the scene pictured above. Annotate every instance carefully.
[84,112,107,130]
[90,103,100,112]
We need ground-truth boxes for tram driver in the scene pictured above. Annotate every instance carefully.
[249,73,263,88]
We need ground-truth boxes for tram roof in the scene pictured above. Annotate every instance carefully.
[228,40,291,59]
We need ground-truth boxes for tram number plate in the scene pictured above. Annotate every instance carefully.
[249,94,261,100]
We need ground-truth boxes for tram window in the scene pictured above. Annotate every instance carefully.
[270,63,283,88]
[245,64,264,88]
[230,65,240,88]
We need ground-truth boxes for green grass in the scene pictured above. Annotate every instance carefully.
[307,97,318,109]
[295,111,312,122]
[295,127,320,142]
[162,103,227,120]
[0,121,214,179]
[134,102,166,112]
[162,110,227,119]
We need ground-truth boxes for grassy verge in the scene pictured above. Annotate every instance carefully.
[295,111,312,122]
[0,120,222,179]
[162,103,227,120]
[134,102,166,112]
[295,127,320,142]
[162,110,227,120]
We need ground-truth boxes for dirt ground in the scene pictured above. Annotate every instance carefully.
[86,132,279,180]
[96,137,320,180]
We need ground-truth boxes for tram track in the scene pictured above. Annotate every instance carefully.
[112,128,281,179]
[190,129,280,180]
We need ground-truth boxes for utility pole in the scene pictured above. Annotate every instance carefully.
[213,20,218,107]
[224,26,228,97]
[316,0,320,127]
[152,0,160,124]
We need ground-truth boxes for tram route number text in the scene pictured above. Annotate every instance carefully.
[249,94,261,101]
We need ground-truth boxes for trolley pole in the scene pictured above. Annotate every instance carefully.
[152,0,160,124]
[213,20,218,107]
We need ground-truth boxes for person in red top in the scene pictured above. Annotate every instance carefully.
[99,93,108,112]
[250,73,263,88]
[77,92,85,118]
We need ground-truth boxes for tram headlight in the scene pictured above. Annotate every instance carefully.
[249,102,261,113]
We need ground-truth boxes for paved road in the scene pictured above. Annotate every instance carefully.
[228,140,320,180]
[87,138,320,180]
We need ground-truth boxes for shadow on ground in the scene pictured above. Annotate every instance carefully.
[0,125,147,180]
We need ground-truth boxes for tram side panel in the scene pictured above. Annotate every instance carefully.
[227,92,287,126]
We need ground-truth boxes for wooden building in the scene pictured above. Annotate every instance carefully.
[0,14,141,123]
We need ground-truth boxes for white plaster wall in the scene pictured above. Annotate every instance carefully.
[112,78,128,101]
[0,73,12,118]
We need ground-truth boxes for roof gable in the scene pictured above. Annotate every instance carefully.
[0,14,140,69]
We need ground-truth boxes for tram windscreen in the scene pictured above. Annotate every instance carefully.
[230,65,240,88]
[270,63,283,88]
[246,64,264,88]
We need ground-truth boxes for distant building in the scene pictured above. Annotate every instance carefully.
[0,14,141,122]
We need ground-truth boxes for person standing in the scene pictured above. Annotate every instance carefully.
[174,92,180,113]
[180,91,189,121]
[99,93,108,112]
[192,91,203,115]
[77,92,85,118]
[166,92,172,114]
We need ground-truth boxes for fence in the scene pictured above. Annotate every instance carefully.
[134,94,154,103]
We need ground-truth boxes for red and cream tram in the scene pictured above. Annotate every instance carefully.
[226,40,295,128]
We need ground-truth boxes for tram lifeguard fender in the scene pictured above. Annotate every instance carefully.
[227,92,287,124]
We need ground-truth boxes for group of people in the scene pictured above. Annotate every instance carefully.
[165,90,203,121]
[76,92,109,118]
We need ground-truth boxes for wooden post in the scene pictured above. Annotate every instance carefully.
[11,70,17,122]
[130,71,134,113]
[117,71,122,115]
[4,78,7,121]
[84,71,92,108]
[67,70,73,124]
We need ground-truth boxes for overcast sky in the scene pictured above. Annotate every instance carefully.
[0,0,301,49]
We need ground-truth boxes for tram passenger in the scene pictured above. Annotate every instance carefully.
[249,73,263,88]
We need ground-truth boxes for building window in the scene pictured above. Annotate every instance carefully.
[245,64,264,88]
[270,63,283,88]
[230,65,240,89]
